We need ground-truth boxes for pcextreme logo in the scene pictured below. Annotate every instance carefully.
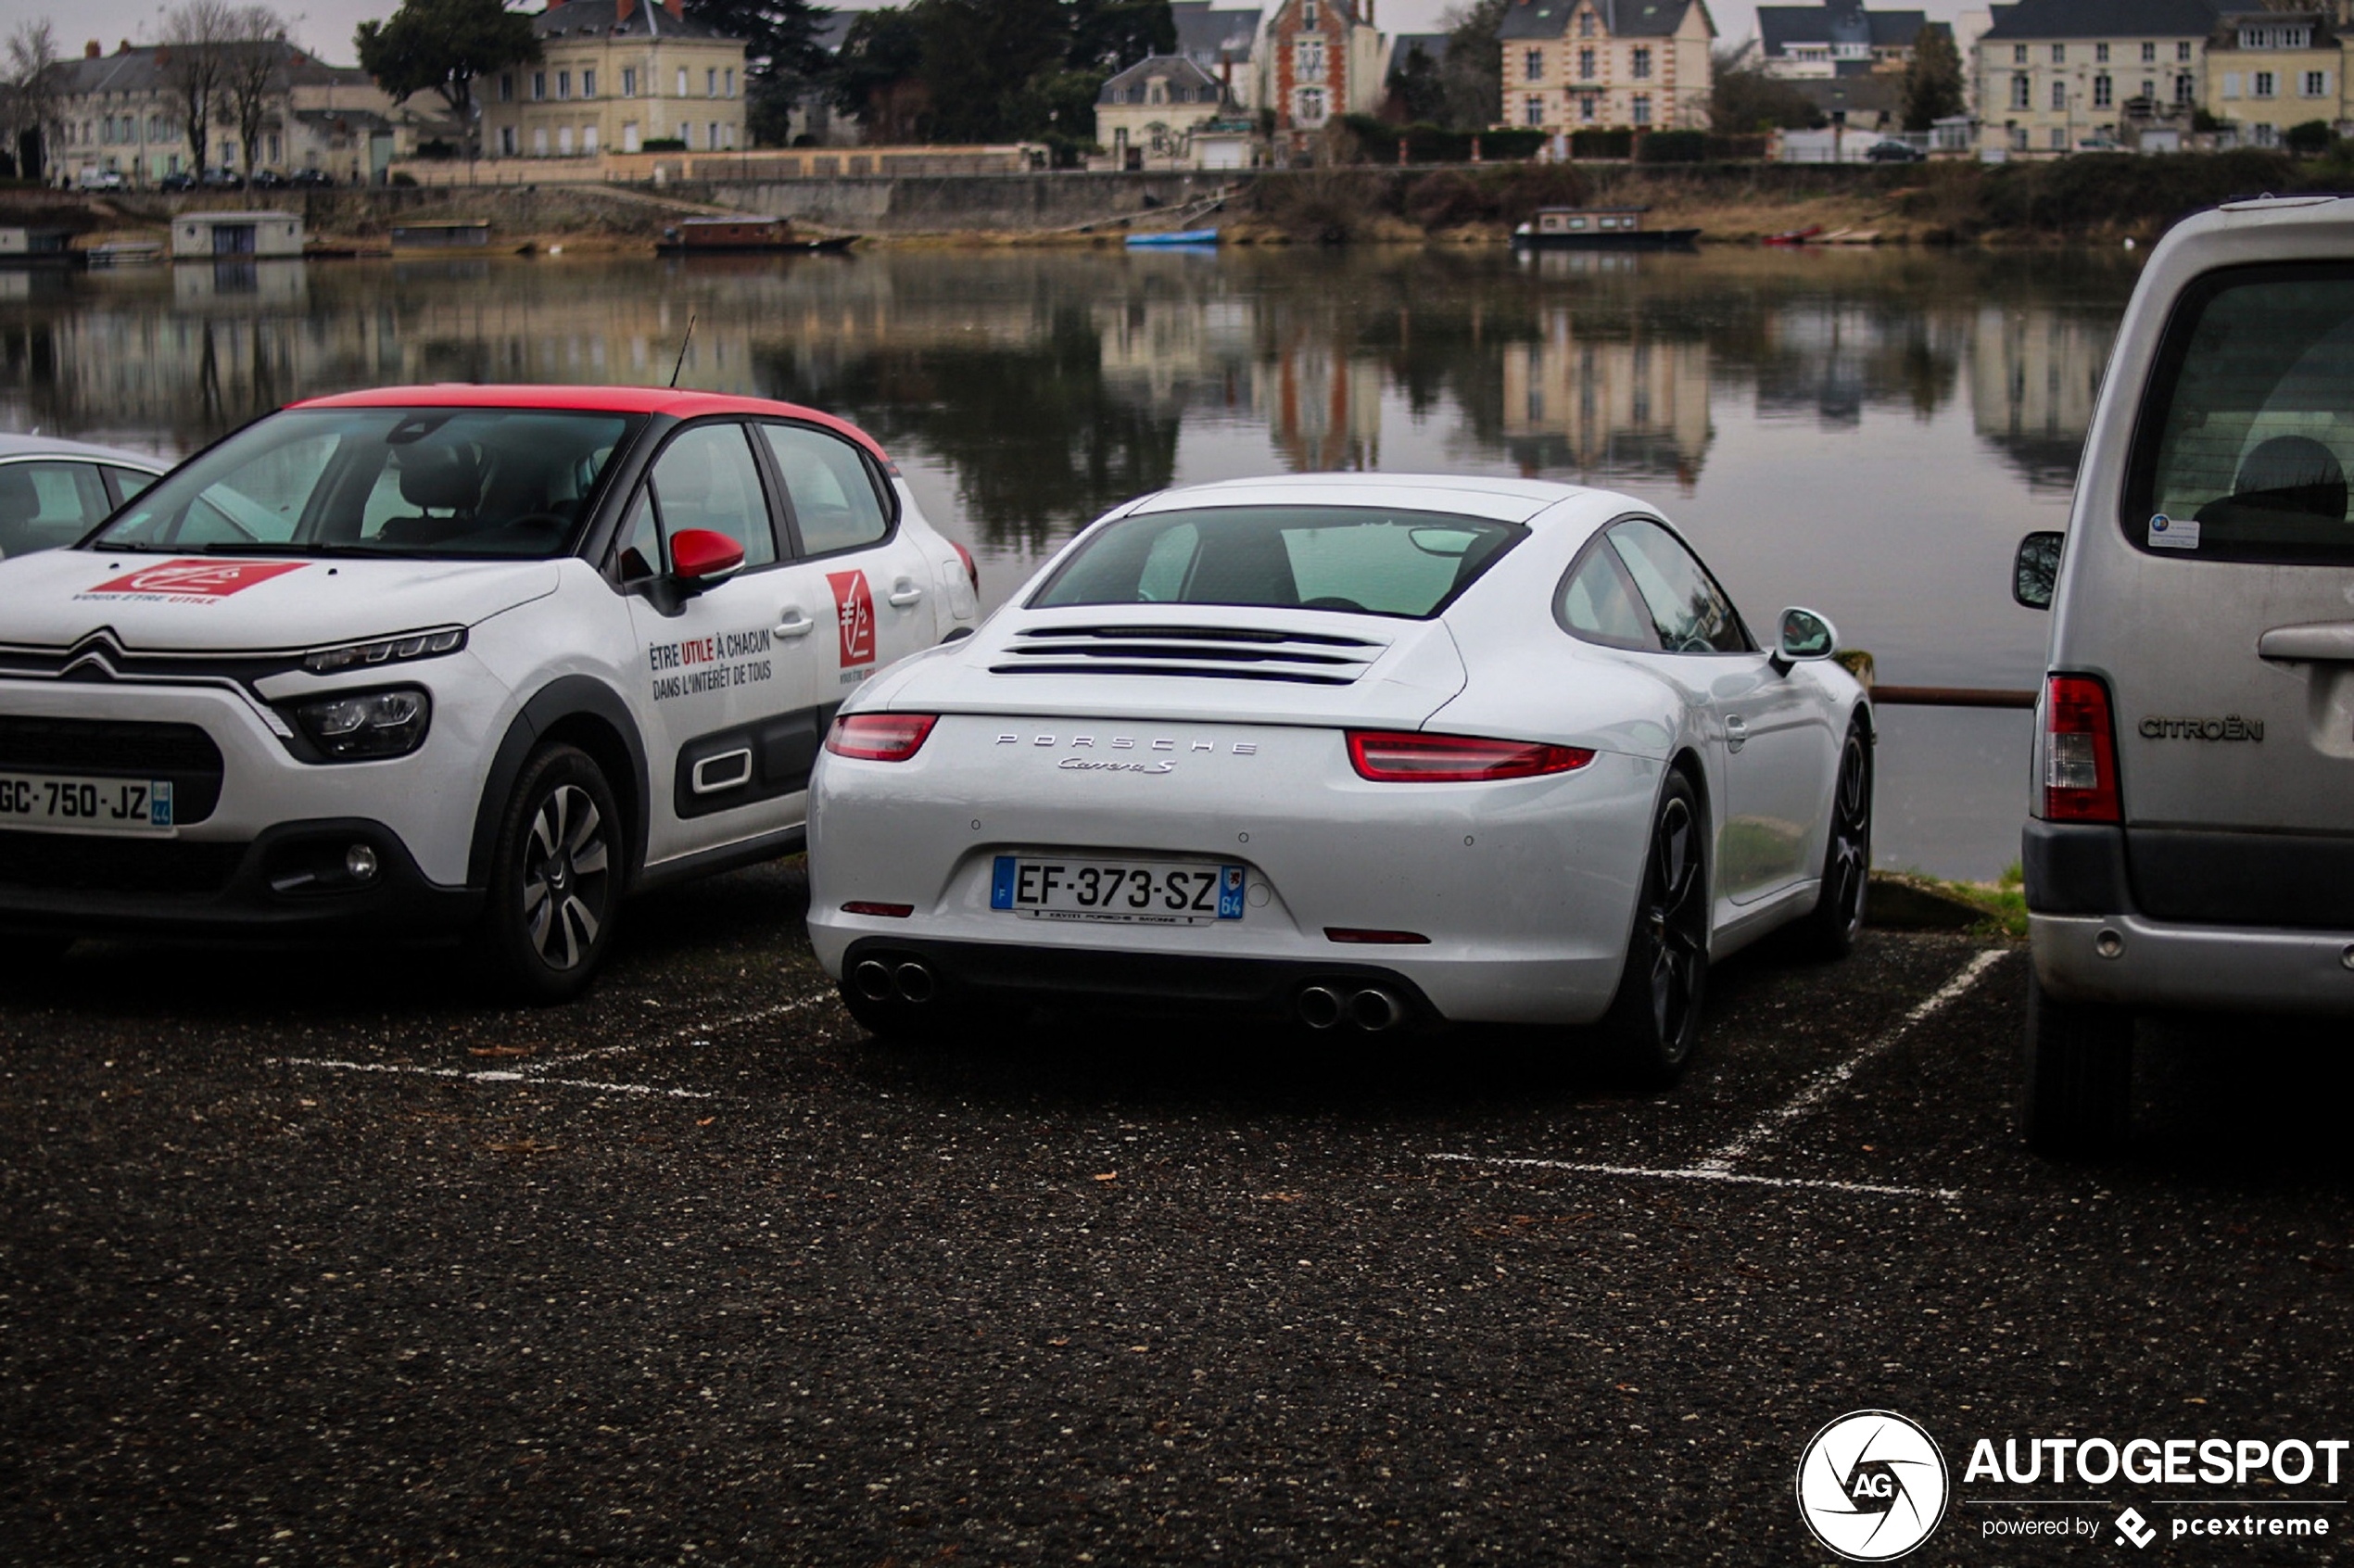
[1796,1410,1952,1562]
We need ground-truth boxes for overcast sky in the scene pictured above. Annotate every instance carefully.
[39,0,1969,72]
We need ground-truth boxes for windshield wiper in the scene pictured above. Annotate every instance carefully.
[184,541,387,557]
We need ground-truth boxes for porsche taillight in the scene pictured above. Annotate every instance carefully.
[2043,675,2120,823]
[825,713,937,763]
[1346,730,1596,783]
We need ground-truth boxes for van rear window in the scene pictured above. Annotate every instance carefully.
[2125,263,2354,565]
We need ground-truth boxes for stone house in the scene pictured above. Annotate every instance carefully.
[479,0,749,160]
[1094,56,1249,169]
[2204,10,2345,146]
[1496,0,1717,134]
[1974,0,2220,157]
[1754,1,1934,79]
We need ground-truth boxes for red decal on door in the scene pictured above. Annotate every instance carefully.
[82,559,308,601]
[828,569,876,667]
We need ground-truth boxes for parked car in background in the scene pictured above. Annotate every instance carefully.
[810,474,1872,1084]
[1866,141,1925,163]
[249,170,290,191]
[75,168,126,191]
[157,171,198,193]
[199,168,244,190]
[0,387,978,998]
[289,169,337,188]
[2014,195,2354,1152]
[0,433,165,561]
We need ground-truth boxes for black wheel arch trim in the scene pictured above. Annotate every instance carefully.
[468,676,651,891]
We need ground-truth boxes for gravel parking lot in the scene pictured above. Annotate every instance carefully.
[5,858,2351,1565]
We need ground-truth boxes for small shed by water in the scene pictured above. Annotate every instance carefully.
[171,211,304,259]
[0,228,78,267]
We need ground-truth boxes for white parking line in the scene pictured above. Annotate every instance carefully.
[272,1057,719,1099]
[1695,948,2006,1171]
[1429,947,2007,1203]
[529,991,835,1070]
[1424,1153,1961,1201]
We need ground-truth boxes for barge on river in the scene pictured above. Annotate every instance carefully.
[656,217,857,255]
[1512,207,1701,250]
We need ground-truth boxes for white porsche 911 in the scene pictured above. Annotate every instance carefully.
[806,474,1871,1081]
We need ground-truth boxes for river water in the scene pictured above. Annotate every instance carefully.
[0,243,2143,879]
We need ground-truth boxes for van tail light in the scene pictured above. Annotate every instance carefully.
[951,542,980,594]
[825,713,937,763]
[2044,675,2120,822]
[1347,730,1596,782]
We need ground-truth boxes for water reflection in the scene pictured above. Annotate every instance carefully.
[0,244,2141,874]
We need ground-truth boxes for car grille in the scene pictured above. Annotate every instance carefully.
[993,625,1386,686]
[0,829,247,896]
[0,716,225,823]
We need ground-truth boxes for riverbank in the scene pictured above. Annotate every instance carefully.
[6,147,2318,253]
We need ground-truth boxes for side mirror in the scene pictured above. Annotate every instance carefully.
[1776,606,1838,664]
[2014,530,2062,610]
[669,527,745,591]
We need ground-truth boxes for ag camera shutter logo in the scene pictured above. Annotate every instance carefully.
[1796,1410,1951,1561]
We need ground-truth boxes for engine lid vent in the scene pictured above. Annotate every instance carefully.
[993,624,1387,686]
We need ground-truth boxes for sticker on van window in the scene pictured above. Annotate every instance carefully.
[2148,513,2201,550]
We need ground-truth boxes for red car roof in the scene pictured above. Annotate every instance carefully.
[287,385,892,463]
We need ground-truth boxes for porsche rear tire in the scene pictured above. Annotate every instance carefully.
[1791,718,1872,961]
[1595,771,1710,1087]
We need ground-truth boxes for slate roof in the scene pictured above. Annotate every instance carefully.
[1981,0,2221,40]
[1389,32,1451,66]
[532,0,740,44]
[50,43,370,98]
[1498,0,1712,44]
[1097,54,1231,107]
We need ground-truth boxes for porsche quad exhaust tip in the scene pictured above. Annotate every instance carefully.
[892,961,937,1004]
[1297,984,1345,1031]
[1348,988,1403,1032]
[852,959,896,1001]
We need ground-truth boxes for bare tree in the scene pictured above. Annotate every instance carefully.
[222,6,291,176]
[160,0,237,176]
[2,19,62,181]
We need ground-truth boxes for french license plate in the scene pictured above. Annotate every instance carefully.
[991,855,1245,924]
[0,773,175,834]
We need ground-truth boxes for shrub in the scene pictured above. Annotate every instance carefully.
[1570,129,1632,158]
[2286,119,2334,155]
[1488,161,1590,223]
[1637,129,1707,163]
[1405,168,1487,226]
[640,137,687,152]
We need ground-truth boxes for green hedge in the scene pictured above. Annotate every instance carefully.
[1637,129,1707,163]
[1342,116,1549,163]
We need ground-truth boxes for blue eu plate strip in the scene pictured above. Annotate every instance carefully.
[990,855,1016,910]
[151,780,174,828]
[1219,864,1246,920]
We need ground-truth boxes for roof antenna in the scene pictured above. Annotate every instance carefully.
[667,312,698,388]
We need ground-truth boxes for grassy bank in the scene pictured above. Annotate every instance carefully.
[1228,149,2311,246]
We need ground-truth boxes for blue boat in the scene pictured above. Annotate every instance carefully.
[1126,228,1221,247]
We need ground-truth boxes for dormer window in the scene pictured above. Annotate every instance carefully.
[2240,24,2313,49]
[1578,9,1595,37]
[1301,0,1317,32]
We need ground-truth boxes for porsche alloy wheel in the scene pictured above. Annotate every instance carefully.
[486,744,621,1003]
[1597,773,1709,1085]
[1794,720,1872,960]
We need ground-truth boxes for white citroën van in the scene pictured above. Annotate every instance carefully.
[2015,196,2354,1153]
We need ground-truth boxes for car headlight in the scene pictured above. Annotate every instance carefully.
[287,687,432,761]
[302,626,465,675]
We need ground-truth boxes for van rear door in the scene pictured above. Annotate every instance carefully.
[2105,261,2354,924]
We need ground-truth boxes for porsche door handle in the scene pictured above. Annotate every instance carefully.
[887,580,924,608]
[775,608,814,638]
[1724,714,1748,752]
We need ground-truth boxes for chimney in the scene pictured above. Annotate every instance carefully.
[618,0,634,21]
[118,39,133,53]
[84,39,101,58]
[664,0,682,18]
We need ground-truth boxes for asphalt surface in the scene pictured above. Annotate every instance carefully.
[3,858,2351,1566]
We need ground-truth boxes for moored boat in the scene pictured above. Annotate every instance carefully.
[1511,207,1701,250]
[1126,228,1221,247]
[655,216,858,254]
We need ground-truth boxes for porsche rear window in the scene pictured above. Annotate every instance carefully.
[2125,264,2354,565]
[91,407,637,559]
[1031,505,1525,619]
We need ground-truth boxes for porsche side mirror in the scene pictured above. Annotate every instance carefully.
[2014,531,2062,610]
[670,527,745,593]
[1776,606,1838,667]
